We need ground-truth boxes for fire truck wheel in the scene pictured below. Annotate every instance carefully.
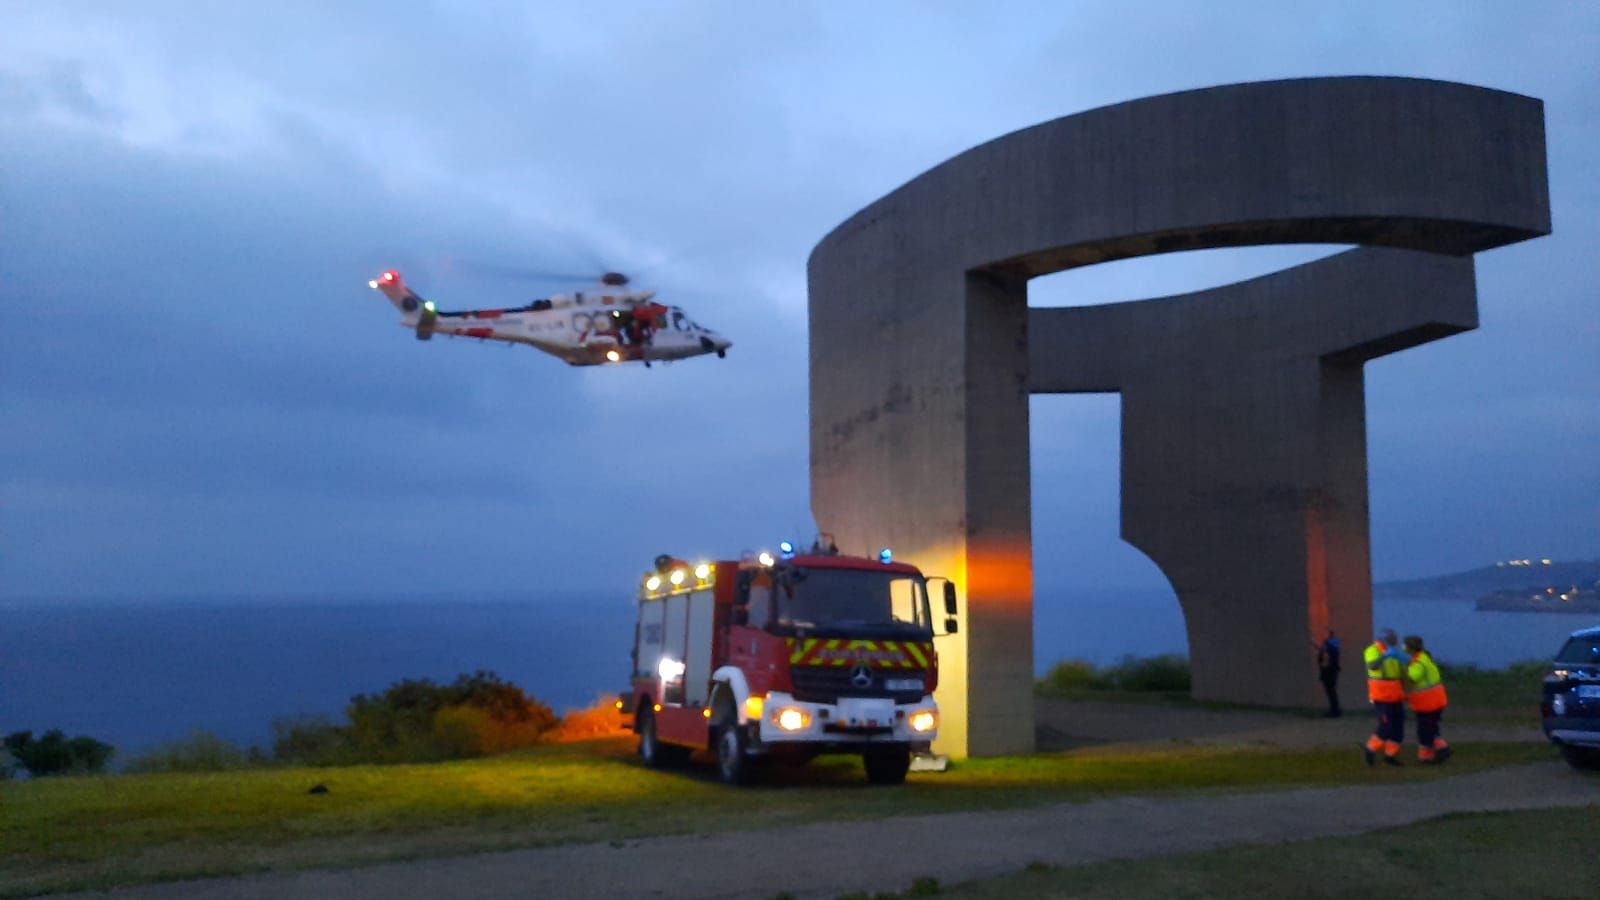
[863,745,911,785]
[716,724,752,786]
[637,709,689,768]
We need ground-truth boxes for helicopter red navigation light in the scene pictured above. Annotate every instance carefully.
[381,271,397,283]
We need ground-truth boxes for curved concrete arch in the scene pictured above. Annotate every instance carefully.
[809,77,1550,757]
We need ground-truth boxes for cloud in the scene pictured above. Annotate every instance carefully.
[1,1,1596,597]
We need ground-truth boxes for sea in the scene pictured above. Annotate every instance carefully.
[2,589,1592,760]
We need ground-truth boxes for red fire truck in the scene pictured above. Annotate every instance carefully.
[621,543,958,785]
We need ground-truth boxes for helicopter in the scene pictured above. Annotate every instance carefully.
[367,269,731,367]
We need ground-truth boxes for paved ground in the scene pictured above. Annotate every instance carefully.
[80,761,1594,900]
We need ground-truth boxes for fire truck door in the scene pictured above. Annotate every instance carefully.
[682,588,714,708]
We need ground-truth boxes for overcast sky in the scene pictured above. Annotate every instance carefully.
[1,1,1595,601]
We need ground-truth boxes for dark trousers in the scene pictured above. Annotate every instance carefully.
[1416,709,1443,747]
[1319,668,1341,716]
[1374,701,1406,746]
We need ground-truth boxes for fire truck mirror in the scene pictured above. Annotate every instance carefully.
[942,581,958,616]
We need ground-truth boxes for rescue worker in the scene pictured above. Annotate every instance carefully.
[1402,635,1451,764]
[1315,629,1342,718]
[1363,628,1407,766]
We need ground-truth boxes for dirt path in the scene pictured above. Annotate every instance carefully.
[80,762,1594,900]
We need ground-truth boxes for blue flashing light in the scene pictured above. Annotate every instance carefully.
[879,548,893,564]
[778,540,795,559]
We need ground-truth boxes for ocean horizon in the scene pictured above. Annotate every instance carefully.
[3,588,1592,760]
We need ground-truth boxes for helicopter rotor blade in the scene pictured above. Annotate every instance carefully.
[443,257,601,283]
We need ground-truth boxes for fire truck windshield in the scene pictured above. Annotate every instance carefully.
[772,568,931,637]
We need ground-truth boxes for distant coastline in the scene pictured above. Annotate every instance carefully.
[1376,558,1600,614]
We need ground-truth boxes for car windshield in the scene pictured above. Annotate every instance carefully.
[772,567,930,637]
[1554,637,1600,665]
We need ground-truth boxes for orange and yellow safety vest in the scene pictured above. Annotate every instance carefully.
[1364,641,1405,703]
[1406,650,1448,712]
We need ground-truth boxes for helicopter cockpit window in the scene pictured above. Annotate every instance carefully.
[671,310,687,332]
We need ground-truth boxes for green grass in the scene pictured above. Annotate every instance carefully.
[936,805,1599,899]
[0,738,1556,897]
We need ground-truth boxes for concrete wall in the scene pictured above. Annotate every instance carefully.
[809,77,1550,757]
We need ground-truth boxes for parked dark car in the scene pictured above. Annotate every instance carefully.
[1541,625,1600,770]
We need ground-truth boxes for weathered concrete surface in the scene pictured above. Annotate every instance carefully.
[77,763,1594,900]
[809,77,1550,755]
[1031,247,1478,711]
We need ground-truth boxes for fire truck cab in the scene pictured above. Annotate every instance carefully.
[623,545,957,785]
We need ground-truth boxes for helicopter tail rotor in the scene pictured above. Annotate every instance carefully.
[368,270,438,340]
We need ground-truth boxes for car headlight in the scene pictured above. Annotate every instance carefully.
[908,710,938,733]
[772,706,811,732]
[1544,669,1569,683]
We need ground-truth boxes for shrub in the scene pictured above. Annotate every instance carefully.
[1105,654,1191,692]
[273,671,559,766]
[344,671,556,764]
[1037,659,1102,694]
[0,746,16,780]
[3,729,115,776]
[1036,654,1192,695]
[271,715,356,767]
[125,730,248,774]
[546,696,630,743]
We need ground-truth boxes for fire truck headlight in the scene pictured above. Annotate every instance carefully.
[658,657,686,680]
[909,710,938,733]
[773,706,811,732]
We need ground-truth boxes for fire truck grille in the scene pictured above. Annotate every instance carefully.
[789,667,927,705]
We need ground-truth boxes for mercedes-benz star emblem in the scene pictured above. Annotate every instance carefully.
[849,664,874,689]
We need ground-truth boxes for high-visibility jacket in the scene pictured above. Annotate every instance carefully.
[1365,641,1405,703]
[1406,651,1448,712]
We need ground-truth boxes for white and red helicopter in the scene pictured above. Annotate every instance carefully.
[367,269,731,367]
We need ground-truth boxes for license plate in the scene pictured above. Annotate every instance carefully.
[885,678,924,692]
[1578,685,1600,699]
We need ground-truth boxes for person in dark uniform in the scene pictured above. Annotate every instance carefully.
[1315,629,1342,717]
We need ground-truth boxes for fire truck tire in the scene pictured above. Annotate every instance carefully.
[863,745,911,785]
[716,724,752,786]
[637,709,689,768]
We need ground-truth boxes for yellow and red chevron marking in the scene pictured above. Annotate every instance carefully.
[785,638,931,669]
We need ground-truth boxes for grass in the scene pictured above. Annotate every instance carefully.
[0,738,1555,897]
[936,805,1599,898]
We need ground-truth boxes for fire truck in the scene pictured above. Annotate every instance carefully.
[621,542,958,785]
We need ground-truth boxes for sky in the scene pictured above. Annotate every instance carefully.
[1,1,1596,601]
